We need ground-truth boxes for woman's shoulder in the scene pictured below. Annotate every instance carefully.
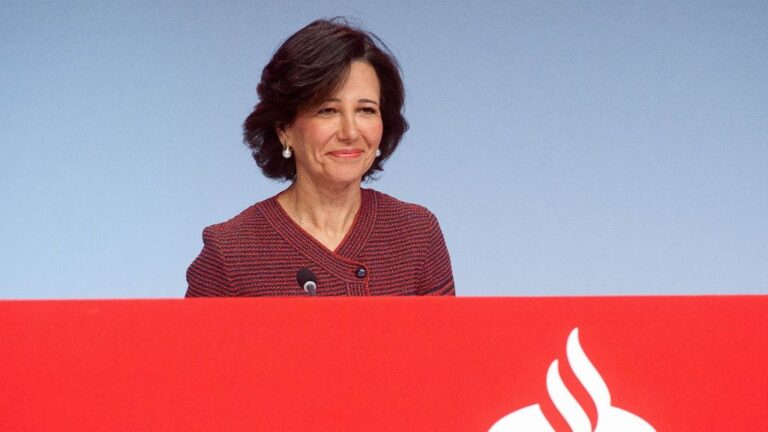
[201,198,272,238]
[367,189,439,225]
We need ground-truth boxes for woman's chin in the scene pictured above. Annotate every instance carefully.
[320,171,368,189]
[321,164,371,185]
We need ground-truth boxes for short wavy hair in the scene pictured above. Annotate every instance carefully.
[243,18,408,181]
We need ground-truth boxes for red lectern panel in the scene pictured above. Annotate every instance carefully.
[1,296,766,431]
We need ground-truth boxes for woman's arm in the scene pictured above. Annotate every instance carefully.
[185,226,233,297]
[417,212,456,296]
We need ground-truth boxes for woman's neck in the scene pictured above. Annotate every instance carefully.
[277,178,362,251]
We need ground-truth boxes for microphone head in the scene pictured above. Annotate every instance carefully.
[296,267,318,295]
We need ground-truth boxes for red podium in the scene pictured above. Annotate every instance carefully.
[1,296,766,431]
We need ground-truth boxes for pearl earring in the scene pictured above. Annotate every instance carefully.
[282,146,292,159]
[375,148,382,157]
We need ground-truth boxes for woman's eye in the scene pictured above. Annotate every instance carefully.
[360,107,378,114]
[317,107,337,115]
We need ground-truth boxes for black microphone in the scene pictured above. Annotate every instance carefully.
[296,268,317,295]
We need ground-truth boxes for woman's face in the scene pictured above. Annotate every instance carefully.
[278,61,384,189]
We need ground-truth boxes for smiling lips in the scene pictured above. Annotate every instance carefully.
[327,149,364,159]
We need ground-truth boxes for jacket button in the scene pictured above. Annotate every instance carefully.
[355,267,367,278]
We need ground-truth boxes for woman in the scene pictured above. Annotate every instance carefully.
[186,18,455,296]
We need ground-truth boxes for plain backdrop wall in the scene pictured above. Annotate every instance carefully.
[2,1,767,298]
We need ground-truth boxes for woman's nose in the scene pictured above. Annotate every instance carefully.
[337,112,359,142]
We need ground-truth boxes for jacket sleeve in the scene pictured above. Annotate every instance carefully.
[185,226,233,297]
[417,212,456,296]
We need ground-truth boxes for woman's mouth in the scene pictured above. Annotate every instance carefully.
[327,149,364,159]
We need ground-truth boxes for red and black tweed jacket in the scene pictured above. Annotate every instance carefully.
[186,189,455,296]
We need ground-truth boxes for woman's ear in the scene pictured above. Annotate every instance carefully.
[275,126,287,145]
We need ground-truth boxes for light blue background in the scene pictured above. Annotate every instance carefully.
[2,1,766,298]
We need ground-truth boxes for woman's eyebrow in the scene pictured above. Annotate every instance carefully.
[323,97,379,105]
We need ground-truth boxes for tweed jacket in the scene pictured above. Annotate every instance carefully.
[186,189,455,296]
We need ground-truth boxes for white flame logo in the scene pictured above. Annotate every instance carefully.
[489,328,655,432]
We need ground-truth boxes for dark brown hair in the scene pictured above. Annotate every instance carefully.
[243,18,408,181]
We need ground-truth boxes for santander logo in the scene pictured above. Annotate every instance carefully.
[489,328,655,432]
